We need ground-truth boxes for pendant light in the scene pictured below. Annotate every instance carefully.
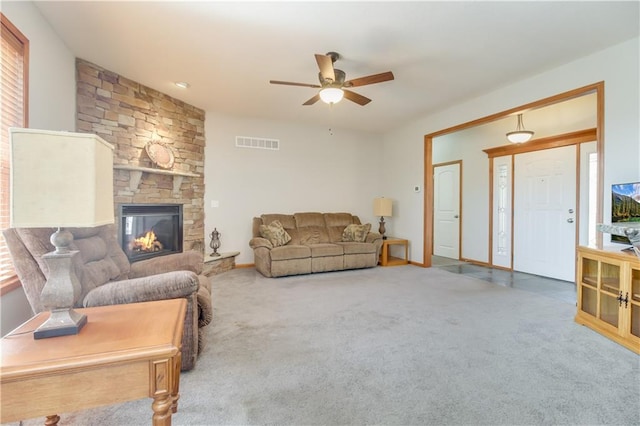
[506,114,534,143]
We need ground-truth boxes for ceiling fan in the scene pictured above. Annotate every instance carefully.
[270,52,394,106]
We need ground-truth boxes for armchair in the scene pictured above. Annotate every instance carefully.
[2,224,212,371]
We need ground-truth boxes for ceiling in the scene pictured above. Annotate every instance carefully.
[34,1,639,134]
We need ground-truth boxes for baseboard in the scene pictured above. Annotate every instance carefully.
[235,263,255,269]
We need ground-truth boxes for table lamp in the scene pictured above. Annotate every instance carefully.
[373,197,393,240]
[9,128,114,339]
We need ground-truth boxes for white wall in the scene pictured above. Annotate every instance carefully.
[1,1,76,335]
[384,37,640,264]
[204,113,384,265]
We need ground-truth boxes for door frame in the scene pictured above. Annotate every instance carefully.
[422,82,604,267]
[433,160,462,260]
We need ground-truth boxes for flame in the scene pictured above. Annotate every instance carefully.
[130,230,163,252]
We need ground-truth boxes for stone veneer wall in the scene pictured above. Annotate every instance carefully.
[75,58,205,251]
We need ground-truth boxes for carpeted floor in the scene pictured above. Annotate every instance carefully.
[7,266,640,425]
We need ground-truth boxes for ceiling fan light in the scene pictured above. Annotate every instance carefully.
[506,114,534,143]
[319,87,344,104]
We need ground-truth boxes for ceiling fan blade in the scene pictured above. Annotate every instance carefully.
[270,80,322,88]
[315,54,335,82]
[344,71,394,88]
[303,94,321,106]
[343,90,371,106]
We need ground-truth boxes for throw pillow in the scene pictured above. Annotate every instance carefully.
[259,220,292,247]
[342,223,371,243]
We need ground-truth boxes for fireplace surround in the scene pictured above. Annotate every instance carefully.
[118,203,183,262]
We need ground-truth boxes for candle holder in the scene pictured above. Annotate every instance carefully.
[209,228,221,257]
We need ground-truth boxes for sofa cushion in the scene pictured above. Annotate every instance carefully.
[298,227,330,244]
[337,241,377,254]
[294,212,325,227]
[290,213,329,245]
[308,243,344,257]
[325,213,359,242]
[261,214,296,230]
[259,220,292,247]
[14,227,57,278]
[342,223,372,242]
[271,257,312,277]
[324,212,355,227]
[270,244,311,261]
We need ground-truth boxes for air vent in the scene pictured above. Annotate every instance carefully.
[236,136,279,150]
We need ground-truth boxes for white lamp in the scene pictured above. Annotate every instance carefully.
[9,128,114,339]
[373,197,393,240]
[506,113,534,143]
[319,87,344,104]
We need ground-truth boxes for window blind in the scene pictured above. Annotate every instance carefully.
[0,14,28,285]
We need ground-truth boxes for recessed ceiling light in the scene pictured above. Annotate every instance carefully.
[175,82,190,89]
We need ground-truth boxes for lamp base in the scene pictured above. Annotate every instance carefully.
[378,216,387,240]
[34,308,87,339]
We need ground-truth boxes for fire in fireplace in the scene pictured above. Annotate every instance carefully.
[118,204,183,262]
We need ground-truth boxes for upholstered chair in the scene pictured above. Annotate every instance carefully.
[3,224,212,371]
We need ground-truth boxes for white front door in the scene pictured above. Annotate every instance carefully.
[433,162,461,259]
[514,145,576,281]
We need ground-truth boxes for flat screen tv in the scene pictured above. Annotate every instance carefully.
[611,181,640,244]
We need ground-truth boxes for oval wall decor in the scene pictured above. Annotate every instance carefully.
[145,141,175,169]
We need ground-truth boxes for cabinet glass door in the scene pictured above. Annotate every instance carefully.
[630,268,640,339]
[599,262,620,327]
[580,257,598,316]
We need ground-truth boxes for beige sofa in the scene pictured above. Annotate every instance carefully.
[249,212,383,277]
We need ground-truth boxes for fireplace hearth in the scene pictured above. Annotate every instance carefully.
[118,204,183,262]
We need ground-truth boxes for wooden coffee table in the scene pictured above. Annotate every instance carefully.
[1,299,186,426]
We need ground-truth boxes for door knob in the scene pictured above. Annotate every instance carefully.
[568,209,574,214]
[454,215,459,218]
[567,218,574,223]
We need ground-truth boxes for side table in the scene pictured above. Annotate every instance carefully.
[1,299,186,426]
[380,237,409,266]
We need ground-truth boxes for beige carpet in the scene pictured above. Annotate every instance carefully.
[6,265,639,425]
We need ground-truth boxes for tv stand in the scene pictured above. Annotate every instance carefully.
[575,246,640,354]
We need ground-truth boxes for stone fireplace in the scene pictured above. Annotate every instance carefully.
[118,203,183,262]
[75,59,205,253]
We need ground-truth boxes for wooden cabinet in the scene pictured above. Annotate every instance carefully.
[575,246,640,354]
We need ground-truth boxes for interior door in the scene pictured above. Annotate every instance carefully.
[513,145,576,281]
[433,162,461,259]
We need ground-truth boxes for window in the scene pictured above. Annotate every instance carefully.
[0,13,28,293]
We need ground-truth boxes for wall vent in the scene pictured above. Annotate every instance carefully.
[236,136,279,150]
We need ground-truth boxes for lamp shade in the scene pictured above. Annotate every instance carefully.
[373,197,393,217]
[319,87,344,104]
[9,128,115,228]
